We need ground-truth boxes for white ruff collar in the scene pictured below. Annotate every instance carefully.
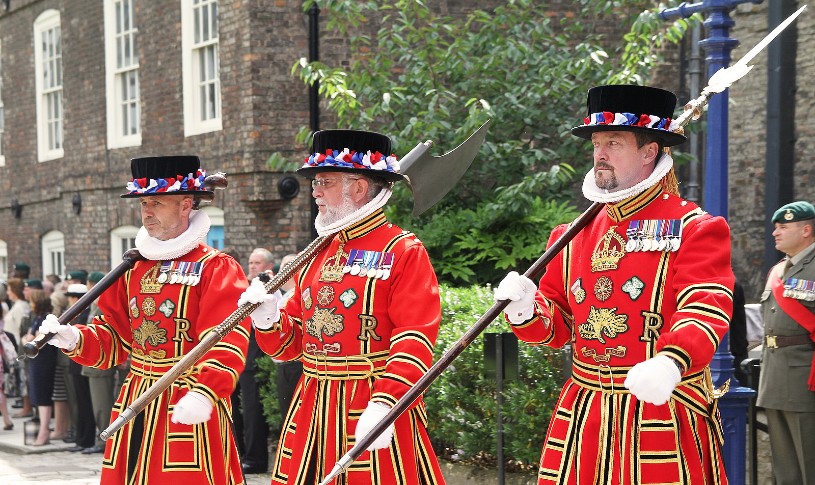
[135,210,211,260]
[314,188,392,237]
[582,153,673,204]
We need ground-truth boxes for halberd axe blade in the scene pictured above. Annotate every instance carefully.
[401,120,491,217]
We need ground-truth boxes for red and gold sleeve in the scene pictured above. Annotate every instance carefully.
[67,269,135,369]
[656,215,734,374]
[508,224,574,349]
[254,284,304,361]
[371,243,441,407]
[188,255,251,402]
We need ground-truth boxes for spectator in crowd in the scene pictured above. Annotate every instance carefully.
[5,278,32,418]
[66,270,89,286]
[235,247,276,474]
[0,302,17,431]
[274,253,303,429]
[12,262,30,280]
[729,280,749,387]
[21,289,57,445]
[86,272,106,320]
[757,200,815,485]
[63,283,97,453]
[78,274,118,455]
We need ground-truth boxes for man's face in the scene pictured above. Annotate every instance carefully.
[591,131,656,192]
[139,196,191,240]
[312,174,360,226]
[247,253,274,280]
[772,220,812,256]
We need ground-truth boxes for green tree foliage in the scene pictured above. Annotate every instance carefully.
[289,0,696,284]
[425,284,566,470]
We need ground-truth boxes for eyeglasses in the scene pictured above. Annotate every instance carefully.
[311,176,361,189]
[311,178,339,189]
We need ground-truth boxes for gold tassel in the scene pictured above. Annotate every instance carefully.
[659,147,680,196]
[658,125,686,197]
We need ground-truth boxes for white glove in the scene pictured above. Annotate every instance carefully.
[494,271,537,324]
[355,401,395,451]
[238,278,280,330]
[171,391,213,425]
[624,355,682,405]
[40,314,80,351]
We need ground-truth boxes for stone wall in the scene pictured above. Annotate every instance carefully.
[0,0,314,276]
[728,2,815,301]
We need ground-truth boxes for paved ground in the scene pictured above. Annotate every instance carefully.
[0,412,539,484]
[0,413,272,484]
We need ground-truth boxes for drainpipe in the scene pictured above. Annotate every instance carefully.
[763,0,797,276]
[308,4,320,239]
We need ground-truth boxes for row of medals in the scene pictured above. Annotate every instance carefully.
[625,219,682,252]
[783,278,815,301]
[342,249,394,280]
[157,261,204,286]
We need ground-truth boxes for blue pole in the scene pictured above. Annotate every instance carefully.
[660,2,759,484]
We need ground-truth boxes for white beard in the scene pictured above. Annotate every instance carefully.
[313,188,393,237]
[316,193,359,226]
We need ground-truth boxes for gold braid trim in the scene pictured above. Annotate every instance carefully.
[660,147,680,196]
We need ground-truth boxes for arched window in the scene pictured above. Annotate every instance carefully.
[41,230,65,278]
[0,239,7,280]
[34,9,64,162]
[201,206,224,249]
[110,225,139,269]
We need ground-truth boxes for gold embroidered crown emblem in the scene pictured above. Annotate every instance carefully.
[591,227,626,272]
[140,263,164,294]
[319,246,348,283]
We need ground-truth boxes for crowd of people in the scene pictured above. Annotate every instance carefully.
[0,265,122,452]
[0,83,812,485]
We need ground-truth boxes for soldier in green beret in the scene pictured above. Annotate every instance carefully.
[757,200,815,484]
[12,262,30,279]
[66,270,88,285]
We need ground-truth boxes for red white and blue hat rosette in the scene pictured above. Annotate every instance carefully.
[571,85,687,147]
[297,129,405,183]
[121,155,214,199]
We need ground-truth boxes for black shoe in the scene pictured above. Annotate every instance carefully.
[241,462,267,474]
[67,445,86,452]
[81,445,105,454]
[11,399,22,409]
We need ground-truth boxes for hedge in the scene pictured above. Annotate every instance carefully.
[255,283,565,472]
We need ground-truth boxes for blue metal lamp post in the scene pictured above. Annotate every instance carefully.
[660,2,759,484]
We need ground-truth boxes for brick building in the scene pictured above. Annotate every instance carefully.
[0,0,623,280]
[0,1,811,303]
[726,1,815,300]
[0,0,316,279]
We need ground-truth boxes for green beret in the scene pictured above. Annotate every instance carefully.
[14,262,30,271]
[67,270,88,283]
[88,271,105,284]
[24,279,43,289]
[772,201,815,224]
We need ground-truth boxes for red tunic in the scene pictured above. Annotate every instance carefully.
[255,209,446,485]
[510,184,734,485]
[67,244,250,485]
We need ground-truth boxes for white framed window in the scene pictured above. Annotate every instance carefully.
[0,240,7,280]
[104,0,141,148]
[0,40,5,167]
[34,10,64,162]
[201,206,224,249]
[181,0,222,137]
[41,230,65,279]
[110,225,138,269]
